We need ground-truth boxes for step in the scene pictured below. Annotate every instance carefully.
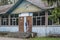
[5,32,31,38]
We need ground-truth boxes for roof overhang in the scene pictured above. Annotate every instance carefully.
[0,4,13,14]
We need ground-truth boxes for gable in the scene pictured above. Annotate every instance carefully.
[12,1,41,14]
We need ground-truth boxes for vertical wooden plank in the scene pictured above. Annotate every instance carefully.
[8,15,10,26]
[19,17,24,32]
[45,11,48,27]
[26,16,32,32]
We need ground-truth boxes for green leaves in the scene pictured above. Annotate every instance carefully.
[49,7,60,24]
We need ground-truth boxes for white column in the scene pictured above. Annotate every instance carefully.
[24,17,27,32]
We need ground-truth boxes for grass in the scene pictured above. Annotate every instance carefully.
[29,37,60,40]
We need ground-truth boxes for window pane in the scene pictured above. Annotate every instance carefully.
[16,19,18,25]
[39,11,45,16]
[48,11,51,15]
[37,20,40,25]
[48,19,52,25]
[37,17,40,19]
[33,12,45,26]
[1,18,8,25]
[33,12,38,16]
[42,17,45,25]
[10,14,18,25]
[1,15,8,25]
[10,19,12,25]
[2,15,8,18]
[33,17,36,25]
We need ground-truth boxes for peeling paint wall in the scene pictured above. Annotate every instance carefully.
[32,25,60,37]
[0,26,18,32]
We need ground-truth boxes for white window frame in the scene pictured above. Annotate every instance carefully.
[33,12,45,26]
[0,14,18,26]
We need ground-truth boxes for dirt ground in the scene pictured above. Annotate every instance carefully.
[0,37,28,40]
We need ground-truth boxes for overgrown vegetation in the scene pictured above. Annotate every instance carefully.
[43,0,60,24]
[29,37,60,40]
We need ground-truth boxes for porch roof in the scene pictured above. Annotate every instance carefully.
[0,4,13,14]
[0,0,57,14]
[6,0,57,14]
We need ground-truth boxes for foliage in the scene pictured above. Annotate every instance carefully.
[49,7,60,24]
[30,37,60,40]
[43,0,60,24]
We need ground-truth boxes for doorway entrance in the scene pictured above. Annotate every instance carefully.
[19,13,33,32]
[19,16,32,32]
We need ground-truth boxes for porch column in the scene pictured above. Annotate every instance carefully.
[8,15,10,26]
[45,11,48,27]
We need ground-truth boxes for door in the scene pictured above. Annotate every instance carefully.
[24,16,32,32]
[19,16,32,32]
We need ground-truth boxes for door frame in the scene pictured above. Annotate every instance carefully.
[19,13,33,32]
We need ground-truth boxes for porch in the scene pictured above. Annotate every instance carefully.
[0,11,60,37]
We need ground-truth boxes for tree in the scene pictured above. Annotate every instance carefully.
[49,7,60,24]
[43,0,60,24]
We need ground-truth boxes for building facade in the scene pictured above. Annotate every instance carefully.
[0,0,60,37]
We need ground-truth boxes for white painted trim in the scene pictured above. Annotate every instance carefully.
[19,13,33,17]
[24,17,27,32]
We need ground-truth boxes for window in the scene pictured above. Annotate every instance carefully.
[0,14,18,26]
[48,19,53,25]
[1,15,8,25]
[33,11,45,26]
[10,14,18,25]
[33,11,60,26]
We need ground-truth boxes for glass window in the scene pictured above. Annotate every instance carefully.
[1,15,8,25]
[42,17,45,25]
[33,17,36,25]
[48,19,52,25]
[39,11,45,16]
[33,12,38,16]
[1,14,18,26]
[33,12,45,26]
[10,14,18,25]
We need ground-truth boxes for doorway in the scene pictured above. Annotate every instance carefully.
[19,16,32,32]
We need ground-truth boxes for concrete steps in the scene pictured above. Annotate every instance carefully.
[5,32,31,38]
[0,32,37,38]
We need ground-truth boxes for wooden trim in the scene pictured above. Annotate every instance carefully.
[8,15,10,26]
[26,16,32,32]
[45,11,48,27]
